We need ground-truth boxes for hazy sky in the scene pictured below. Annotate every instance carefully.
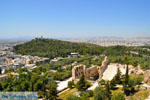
[0,0,150,39]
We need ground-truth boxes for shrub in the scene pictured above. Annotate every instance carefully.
[132,75,144,85]
[98,79,106,85]
[94,92,103,100]
[80,92,90,100]
[87,90,93,97]
[68,81,74,89]
[94,86,106,100]
[65,94,81,100]
[111,93,125,100]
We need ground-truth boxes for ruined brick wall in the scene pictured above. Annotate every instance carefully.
[85,66,99,79]
[72,56,109,82]
[72,65,98,82]
[72,64,86,82]
[98,56,109,79]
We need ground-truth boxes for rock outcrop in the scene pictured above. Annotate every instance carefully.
[144,70,150,85]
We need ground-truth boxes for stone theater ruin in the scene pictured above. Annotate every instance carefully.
[72,56,109,83]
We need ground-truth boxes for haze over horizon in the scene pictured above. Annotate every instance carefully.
[0,0,150,39]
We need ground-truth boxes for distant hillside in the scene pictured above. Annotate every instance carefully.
[14,38,144,59]
[68,37,150,46]
[13,38,105,58]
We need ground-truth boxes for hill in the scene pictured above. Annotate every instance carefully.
[13,38,104,59]
[13,38,150,70]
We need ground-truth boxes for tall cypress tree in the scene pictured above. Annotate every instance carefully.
[115,67,121,84]
[125,64,129,84]
[123,64,129,96]
[105,82,111,100]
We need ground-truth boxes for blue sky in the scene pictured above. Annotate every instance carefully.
[0,0,150,39]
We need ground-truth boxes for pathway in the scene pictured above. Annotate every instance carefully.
[57,77,72,91]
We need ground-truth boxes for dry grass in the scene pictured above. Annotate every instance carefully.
[90,97,94,100]
[58,88,78,100]
[111,87,150,100]
[58,87,150,100]
[111,87,124,94]
[129,89,150,100]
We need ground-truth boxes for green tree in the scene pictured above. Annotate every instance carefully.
[123,64,129,95]
[111,93,125,100]
[94,86,106,100]
[79,91,93,100]
[87,90,93,97]
[80,92,90,100]
[38,90,44,98]
[127,79,136,94]
[94,92,103,100]
[68,81,74,89]
[114,67,122,84]
[125,64,129,84]
[21,81,30,91]
[0,83,3,91]
[98,79,106,85]
[123,64,135,96]
[45,81,58,100]
[132,75,144,85]
[110,78,116,90]
[104,82,111,100]
[94,86,105,100]
[76,74,90,91]
[34,81,43,91]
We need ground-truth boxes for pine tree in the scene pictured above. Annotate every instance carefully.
[115,67,121,84]
[125,64,129,84]
[123,64,129,96]
[110,78,116,89]
[105,82,111,100]
[76,74,90,91]
[0,83,3,91]
[46,81,58,100]
[68,81,74,89]
[110,67,121,89]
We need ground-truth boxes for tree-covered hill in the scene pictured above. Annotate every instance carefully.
[13,38,144,58]
[14,38,105,58]
[13,38,150,70]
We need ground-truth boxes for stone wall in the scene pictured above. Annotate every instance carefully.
[72,64,86,80]
[98,56,109,79]
[72,56,109,82]
[85,66,99,79]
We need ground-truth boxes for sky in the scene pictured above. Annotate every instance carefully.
[0,0,150,39]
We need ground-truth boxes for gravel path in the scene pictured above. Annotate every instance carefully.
[57,77,72,91]
[88,81,98,90]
